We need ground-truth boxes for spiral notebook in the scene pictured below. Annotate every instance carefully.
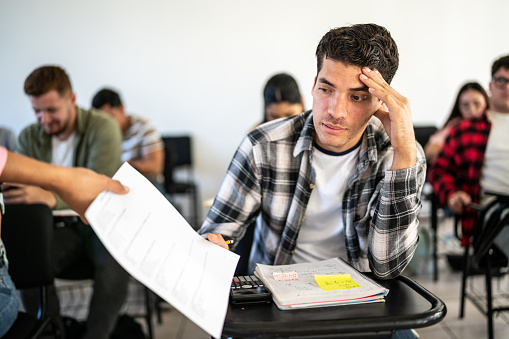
[254,257,389,310]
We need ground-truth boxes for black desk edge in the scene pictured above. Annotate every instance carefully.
[222,275,447,338]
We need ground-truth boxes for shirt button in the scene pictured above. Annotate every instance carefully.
[309,184,315,189]
[302,216,306,222]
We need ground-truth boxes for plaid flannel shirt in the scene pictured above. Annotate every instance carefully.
[199,111,426,279]
[428,113,491,245]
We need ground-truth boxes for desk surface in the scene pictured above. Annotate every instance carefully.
[222,275,446,338]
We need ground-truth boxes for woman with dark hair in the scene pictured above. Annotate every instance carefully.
[261,73,304,123]
[425,82,489,160]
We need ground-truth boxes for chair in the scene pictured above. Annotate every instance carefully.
[414,125,438,150]
[162,135,200,228]
[1,203,63,339]
[52,217,158,339]
[459,197,509,339]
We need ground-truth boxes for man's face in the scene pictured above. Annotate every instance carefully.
[489,67,509,113]
[30,89,76,140]
[312,58,382,153]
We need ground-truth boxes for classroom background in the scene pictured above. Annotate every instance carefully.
[1,0,507,222]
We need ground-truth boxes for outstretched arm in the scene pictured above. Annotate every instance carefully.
[0,148,128,223]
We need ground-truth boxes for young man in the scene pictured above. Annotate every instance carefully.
[91,88,165,187]
[429,55,509,246]
[0,146,128,336]
[200,24,426,280]
[3,65,129,339]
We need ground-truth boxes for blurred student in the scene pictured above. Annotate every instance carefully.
[92,88,165,189]
[250,73,305,131]
[7,65,127,339]
[425,82,489,161]
[0,146,128,337]
[429,55,509,246]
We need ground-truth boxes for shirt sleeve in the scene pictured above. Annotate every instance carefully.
[428,127,460,206]
[198,136,262,241]
[369,152,426,279]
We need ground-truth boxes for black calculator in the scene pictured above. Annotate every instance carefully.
[230,275,272,304]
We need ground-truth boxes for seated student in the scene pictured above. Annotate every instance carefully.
[91,88,165,190]
[429,55,509,246]
[262,73,305,122]
[0,146,128,337]
[250,73,304,131]
[425,82,489,161]
[200,23,426,282]
[6,65,128,339]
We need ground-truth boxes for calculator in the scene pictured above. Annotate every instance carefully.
[230,275,272,304]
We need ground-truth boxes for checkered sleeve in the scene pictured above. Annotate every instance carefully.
[368,154,426,279]
[198,136,262,241]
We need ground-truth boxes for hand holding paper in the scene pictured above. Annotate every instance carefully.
[85,163,239,338]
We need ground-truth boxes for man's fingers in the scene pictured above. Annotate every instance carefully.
[359,67,404,108]
[207,233,229,250]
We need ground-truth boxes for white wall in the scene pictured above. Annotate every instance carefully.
[1,0,507,223]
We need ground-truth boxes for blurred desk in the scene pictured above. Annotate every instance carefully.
[222,275,446,338]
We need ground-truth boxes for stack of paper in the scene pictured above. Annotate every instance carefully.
[254,258,389,310]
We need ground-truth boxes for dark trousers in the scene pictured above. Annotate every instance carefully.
[23,219,130,339]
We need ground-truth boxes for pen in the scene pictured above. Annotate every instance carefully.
[225,240,235,245]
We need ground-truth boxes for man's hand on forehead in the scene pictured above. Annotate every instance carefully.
[359,67,416,170]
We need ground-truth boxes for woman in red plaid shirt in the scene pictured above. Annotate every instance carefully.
[429,55,509,246]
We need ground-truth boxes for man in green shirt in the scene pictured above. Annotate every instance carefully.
[8,65,129,339]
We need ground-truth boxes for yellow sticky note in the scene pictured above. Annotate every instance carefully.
[315,274,361,291]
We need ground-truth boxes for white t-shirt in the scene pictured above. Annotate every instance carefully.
[292,141,360,264]
[51,132,75,167]
[481,110,509,195]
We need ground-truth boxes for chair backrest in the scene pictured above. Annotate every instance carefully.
[471,198,509,266]
[2,203,55,289]
[413,125,438,149]
[161,135,194,191]
[162,136,192,167]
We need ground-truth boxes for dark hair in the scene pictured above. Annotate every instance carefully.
[444,82,489,127]
[492,55,509,77]
[24,65,73,97]
[315,24,399,84]
[91,88,123,109]
[263,73,302,119]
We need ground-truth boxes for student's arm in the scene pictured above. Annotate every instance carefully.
[0,148,128,223]
[359,67,417,170]
[129,148,164,176]
[428,128,471,214]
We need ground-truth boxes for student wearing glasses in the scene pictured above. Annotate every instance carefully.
[429,55,509,246]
